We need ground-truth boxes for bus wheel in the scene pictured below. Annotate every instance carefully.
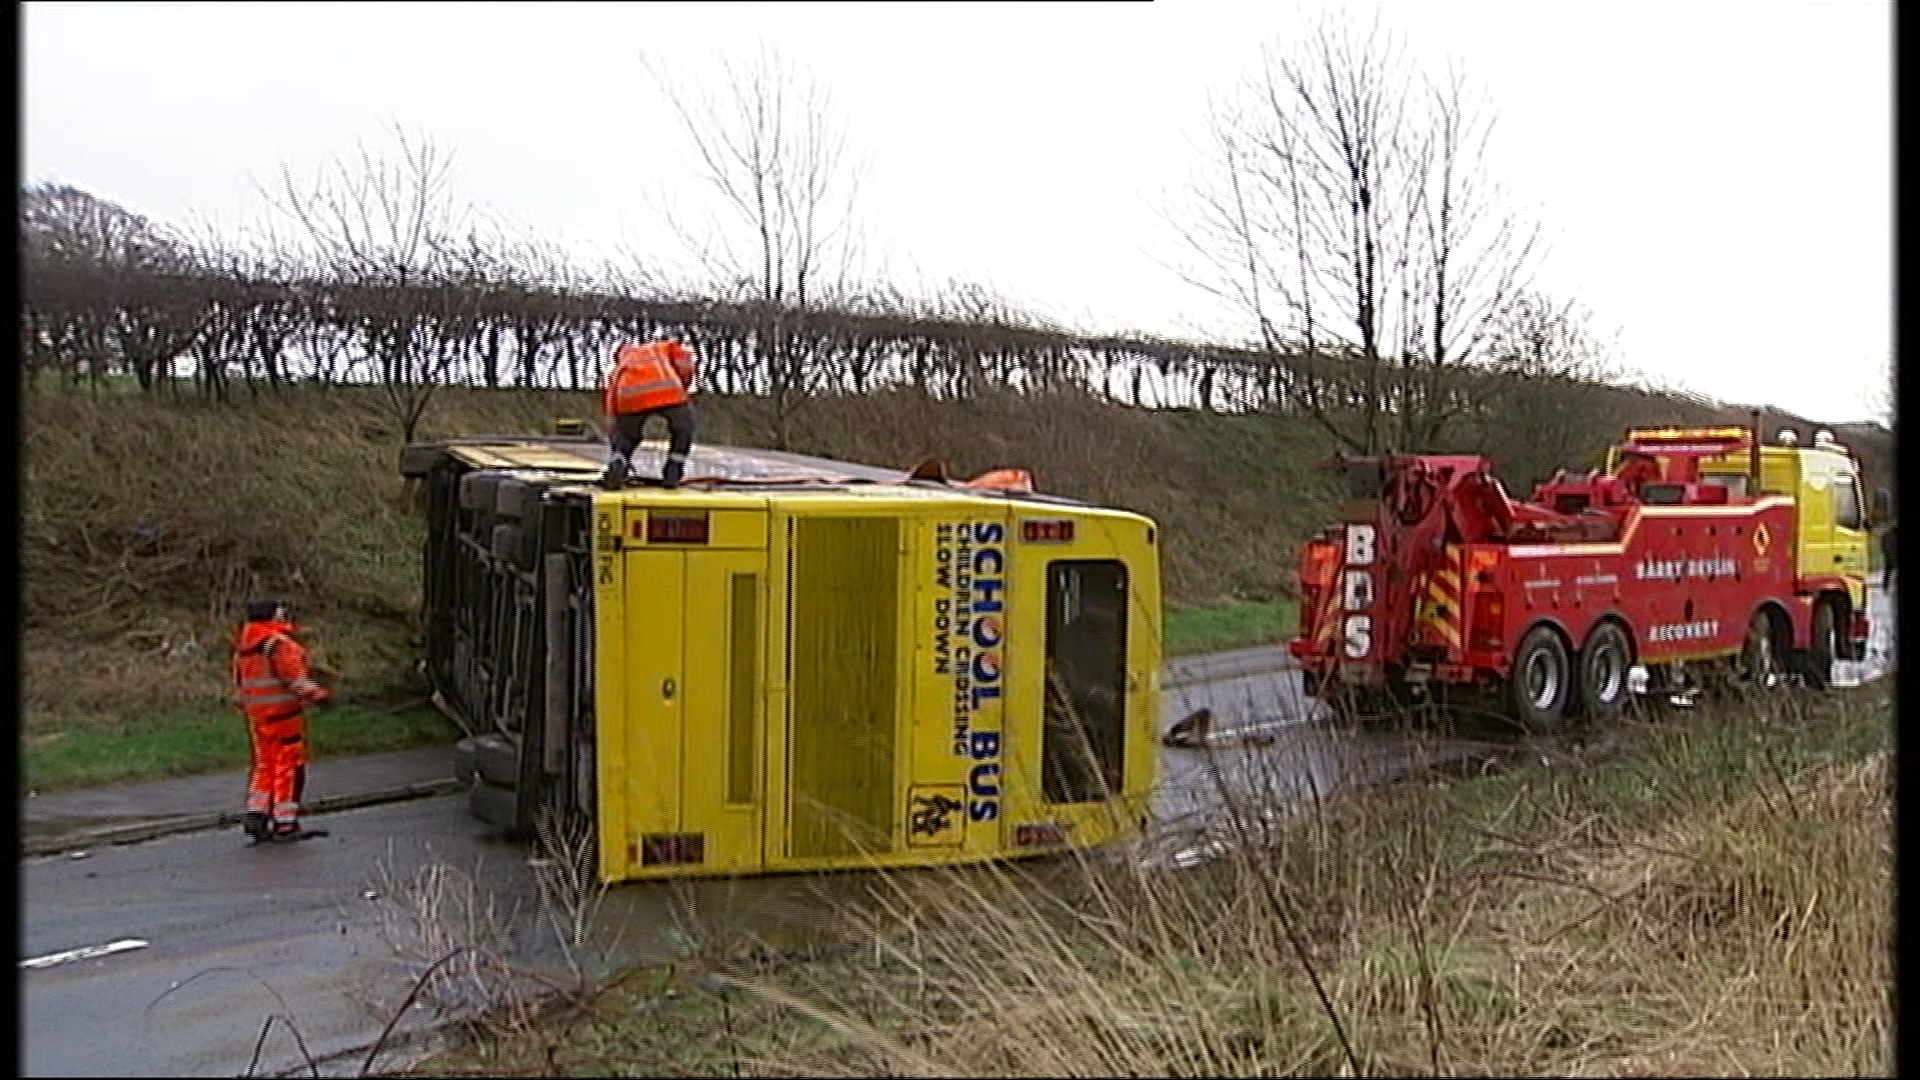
[1801,599,1841,689]
[1735,607,1785,689]
[469,780,521,833]
[1507,624,1572,734]
[1576,621,1632,723]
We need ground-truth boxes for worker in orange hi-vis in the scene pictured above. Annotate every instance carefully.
[231,599,332,844]
[601,338,698,490]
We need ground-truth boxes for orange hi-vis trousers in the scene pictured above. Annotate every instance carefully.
[247,713,308,830]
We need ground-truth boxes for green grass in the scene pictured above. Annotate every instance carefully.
[21,704,459,794]
[1164,599,1297,656]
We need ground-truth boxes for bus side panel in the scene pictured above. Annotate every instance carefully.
[779,514,903,862]
[679,548,770,874]
[616,546,685,873]
[1122,524,1163,828]
[590,498,631,883]
[898,511,1015,858]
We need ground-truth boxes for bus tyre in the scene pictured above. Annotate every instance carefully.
[1507,624,1572,733]
[398,444,443,479]
[495,478,540,520]
[455,734,520,788]
[1803,600,1840,689]
[469,780,521,831]
[491,524,521,565]
[459,471,501,513]
[1576,621,1632,722]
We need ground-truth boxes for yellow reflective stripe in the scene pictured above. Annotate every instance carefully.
[245,692,300,705]
[238,678,283,689]
[616,378,682,400]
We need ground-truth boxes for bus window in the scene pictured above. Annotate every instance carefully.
[1042,560,1128,804]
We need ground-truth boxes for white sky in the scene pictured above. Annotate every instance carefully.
[22,0,1893,423]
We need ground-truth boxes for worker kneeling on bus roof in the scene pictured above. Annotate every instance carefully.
[602,339,698,490]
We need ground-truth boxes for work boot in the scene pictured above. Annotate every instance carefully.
[264,823,329,843]
[600,455,629,491]
[661,457,685,489]
[242,812,270,843]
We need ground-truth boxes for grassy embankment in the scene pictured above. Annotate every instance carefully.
[21,383,1326,792]
[410,680,1893,1077]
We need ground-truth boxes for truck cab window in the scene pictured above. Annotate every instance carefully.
[1701,473,1749,498]
[1834,476,1864,530]
[1043,560,1128,804]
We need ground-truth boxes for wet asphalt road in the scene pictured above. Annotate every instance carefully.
[20,589,1892,1077]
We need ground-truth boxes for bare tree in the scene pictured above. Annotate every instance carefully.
[20,182,212,392]
[1173,14,1545,454]
[269,124,479,441]
[1464,292,1628,489]
[645,47,864,448]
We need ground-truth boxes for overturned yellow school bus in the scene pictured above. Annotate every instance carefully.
[400,432,1161,883]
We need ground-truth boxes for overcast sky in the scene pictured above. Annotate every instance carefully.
[22,0,1892,423]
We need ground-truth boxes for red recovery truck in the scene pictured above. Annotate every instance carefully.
[1287,425,1876,730]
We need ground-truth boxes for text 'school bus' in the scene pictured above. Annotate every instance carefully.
[401,432,1162,883]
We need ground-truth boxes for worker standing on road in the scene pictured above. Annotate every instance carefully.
[1883,523,1896,592]
[232,599,332,844]
[601,338,698,490]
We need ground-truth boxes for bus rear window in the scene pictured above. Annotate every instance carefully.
[1042,560,1128,804]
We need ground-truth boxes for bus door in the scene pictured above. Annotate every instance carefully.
[603,505,769,879]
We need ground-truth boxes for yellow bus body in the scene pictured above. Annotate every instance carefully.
[405,437,1161,884]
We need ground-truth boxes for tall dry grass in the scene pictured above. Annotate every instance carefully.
[731,689,1891,1078]
[22,383,1338,733]
[418,684,1891,1077]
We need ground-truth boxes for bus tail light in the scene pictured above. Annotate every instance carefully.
[638,833,707,866]
[644,513,710,544]
[1015,822,1071,847]
[1021,518,1076,544]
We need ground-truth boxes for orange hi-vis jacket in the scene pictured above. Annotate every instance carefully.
[232,619,330,723]
[603,340,697,417]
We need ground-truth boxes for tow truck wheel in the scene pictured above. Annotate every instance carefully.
[1575,621,1632,722]
[1801,599,1841,689]
[1507,624,1572,733]
[1735,607,1785,690]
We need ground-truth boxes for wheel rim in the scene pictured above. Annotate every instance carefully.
[1587,636,1626,704]
[1524,648,1563,711]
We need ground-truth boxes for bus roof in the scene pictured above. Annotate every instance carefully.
[430,436,1119,513]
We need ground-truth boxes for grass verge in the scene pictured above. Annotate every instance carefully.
[408,680,1893,1077]
[21,704,458,794]
[1164,600,1296,657]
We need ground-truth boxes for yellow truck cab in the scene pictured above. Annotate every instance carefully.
[400,434,1161,883]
